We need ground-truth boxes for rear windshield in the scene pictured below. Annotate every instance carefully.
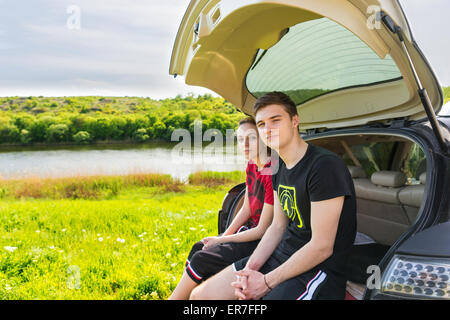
[246,17,403,105]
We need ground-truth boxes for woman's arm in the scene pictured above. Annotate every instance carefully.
[221,188,251,236]
[216,202,273,244]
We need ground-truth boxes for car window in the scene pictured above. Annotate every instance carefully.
[341,141,426,185]
[342,142,396,178]
[403,143,426,183]
[438,101,450,116]
[246,17,405,105]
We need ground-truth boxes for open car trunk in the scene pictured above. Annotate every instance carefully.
[170,0,443,130]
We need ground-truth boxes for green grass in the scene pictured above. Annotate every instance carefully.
[0,173,183,200]
[443,86,450,104]
[188,170,246,187]
[0,173,244,300]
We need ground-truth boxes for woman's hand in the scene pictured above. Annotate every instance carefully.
[201,236,222,250]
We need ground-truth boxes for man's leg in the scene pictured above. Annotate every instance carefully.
[190,265,238,300]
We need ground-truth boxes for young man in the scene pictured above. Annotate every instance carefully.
[189,92,356,300]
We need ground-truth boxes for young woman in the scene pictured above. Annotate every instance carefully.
[169,117,274,300]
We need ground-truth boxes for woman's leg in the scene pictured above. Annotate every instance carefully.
[168,269,199,300]
[168,241,204,300]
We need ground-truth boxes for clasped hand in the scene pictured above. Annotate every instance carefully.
[231,269,271,300]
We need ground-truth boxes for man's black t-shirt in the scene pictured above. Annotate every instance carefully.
[271,143,357,282]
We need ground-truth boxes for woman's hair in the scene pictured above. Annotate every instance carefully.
[238,116,256,127]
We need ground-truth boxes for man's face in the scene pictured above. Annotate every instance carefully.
[255,104,299,151]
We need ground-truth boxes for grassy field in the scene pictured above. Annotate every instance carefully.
[443,86,450,104]
[0,171,245,300]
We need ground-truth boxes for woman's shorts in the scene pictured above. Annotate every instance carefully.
[185,237,259,284]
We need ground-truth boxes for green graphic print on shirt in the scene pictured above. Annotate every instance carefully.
[278,184,304,229]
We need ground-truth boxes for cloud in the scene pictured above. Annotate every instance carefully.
[0,0,205,98]
[0,0,446,99]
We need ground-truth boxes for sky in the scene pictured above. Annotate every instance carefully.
[0,0,448,100]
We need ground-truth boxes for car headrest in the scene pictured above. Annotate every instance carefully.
[347,166,367,179]
[371,171,406,188]
[419,172,427,184]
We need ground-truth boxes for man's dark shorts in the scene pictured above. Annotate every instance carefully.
[233,255,345,300]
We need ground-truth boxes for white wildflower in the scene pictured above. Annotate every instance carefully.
[4,246,17,252]
[150,291,159,299]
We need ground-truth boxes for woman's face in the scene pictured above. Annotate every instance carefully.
[236,123,260,162]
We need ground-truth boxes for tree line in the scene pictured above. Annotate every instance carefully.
[1,87,448,146]
[0,94,246,145]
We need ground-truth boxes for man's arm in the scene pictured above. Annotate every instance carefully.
[245,190,288,271]
[264,196,344,290]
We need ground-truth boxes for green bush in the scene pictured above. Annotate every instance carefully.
[20,129,32,144]
[73,131,92,144]
[45,124,69,143]
[133,128,149,143]
[0,120,20,143]
[150,120,166,139]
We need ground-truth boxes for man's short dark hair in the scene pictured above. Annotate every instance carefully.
[253,91,298,118]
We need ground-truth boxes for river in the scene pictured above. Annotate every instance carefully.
[0,142,246,181]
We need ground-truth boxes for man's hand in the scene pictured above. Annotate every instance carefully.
[231,269,271,300]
